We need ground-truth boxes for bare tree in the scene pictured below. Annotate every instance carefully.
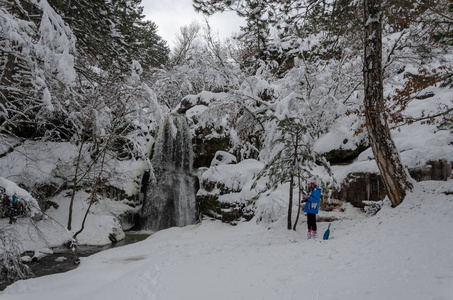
[171,21,202,66]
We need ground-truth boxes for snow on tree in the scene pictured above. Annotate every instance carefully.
[1,0,170,236]
[0,0,77,137]
[190,0,452,209]
[0,177,41,218]
[0,226,33,287]
[0,177,39,285]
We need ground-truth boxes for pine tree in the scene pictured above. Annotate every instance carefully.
[252,116,332,230]
[49,0,169,73]
[194,0,274,74]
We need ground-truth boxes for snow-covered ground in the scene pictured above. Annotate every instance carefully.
[0,188,136,260]
[1,180,452,300]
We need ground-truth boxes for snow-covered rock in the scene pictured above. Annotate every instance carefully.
[197,159,263,224]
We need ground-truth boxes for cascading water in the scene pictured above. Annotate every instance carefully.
[140,115,198,232]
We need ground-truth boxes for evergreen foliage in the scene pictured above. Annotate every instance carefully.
[252,116,333,229]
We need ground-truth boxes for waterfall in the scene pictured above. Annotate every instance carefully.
[140,115,198,231]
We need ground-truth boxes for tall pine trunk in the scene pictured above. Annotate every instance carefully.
[363,0,412,207]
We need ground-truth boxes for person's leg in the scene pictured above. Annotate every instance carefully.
[308,213,316,229]
[307,214,315,238]
[312,215,317,238]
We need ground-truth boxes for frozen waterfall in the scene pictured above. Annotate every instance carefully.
[140,115,198,231]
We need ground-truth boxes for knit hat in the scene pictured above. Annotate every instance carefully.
[309,177,317,187]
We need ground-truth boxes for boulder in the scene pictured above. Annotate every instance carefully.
[409,160,452,182]
[196,159,263,225]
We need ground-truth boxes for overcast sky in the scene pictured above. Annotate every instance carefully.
[141,0,245,48]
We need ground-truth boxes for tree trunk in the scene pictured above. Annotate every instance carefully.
[292,173,302,231]
[288,174,293,230]
[363,0,412,207]
[67,139,84,231]
[0,53,15,108]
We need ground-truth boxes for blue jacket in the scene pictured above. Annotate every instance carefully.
[303,187,321,214]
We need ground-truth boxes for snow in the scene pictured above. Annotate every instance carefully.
[45,190,126,245]
[185,104,208,120]
[200,159,263,192]
[314,113,363,153]
[1,79,452,300]
[1,2,453,297]
[0,189,133,258]
[0,177,40,217]
[2,77,451,300]
[2,181,452,300]
[210,151,237,167]
[0,140,148,197]
[0,141,79,186]
[1,116,452,299]
[32,0,77,86]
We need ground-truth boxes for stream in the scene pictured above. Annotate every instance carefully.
[0,231,150,292]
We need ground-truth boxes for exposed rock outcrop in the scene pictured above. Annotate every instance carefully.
[334,160,453,208]
[196,155,262,225]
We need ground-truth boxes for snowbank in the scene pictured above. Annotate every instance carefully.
[0,189,131,260]
[0,140,147,197]
[199,159,264,195]
[0,177,40,217]
[44,190,128,246]
[0,141,78,186]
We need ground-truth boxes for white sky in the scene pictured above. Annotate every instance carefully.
[141,0,245,49]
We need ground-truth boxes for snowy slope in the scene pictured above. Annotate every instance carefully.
[2,180,452,300]
[0,190,132,255]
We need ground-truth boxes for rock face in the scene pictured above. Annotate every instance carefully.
[196,154,262,225]
[324,143,369,165]
[335,160,453,208]
[197,193,254,224]
[409,160,453,182]
[178,92,261,169]
[193,131,231,169]
[333,172,387,208]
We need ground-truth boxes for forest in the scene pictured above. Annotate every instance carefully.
[1,0,453,298]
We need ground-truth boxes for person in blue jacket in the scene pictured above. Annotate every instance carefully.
[302,178,321,239]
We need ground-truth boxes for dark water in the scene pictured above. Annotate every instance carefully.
[0,232,150,291]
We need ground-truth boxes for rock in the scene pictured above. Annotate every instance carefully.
[21,256,32,263]
[334,160,453,208]
[409,160,453,182]
[324,143,368,165]
[193,131,231,169]
[334,172,386,208]
[197,194,254,225]
[55,256,67,262]
[108,233,117,243]
[197,159,262,225]
[32,248,53,262]
[210,151,237,167]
